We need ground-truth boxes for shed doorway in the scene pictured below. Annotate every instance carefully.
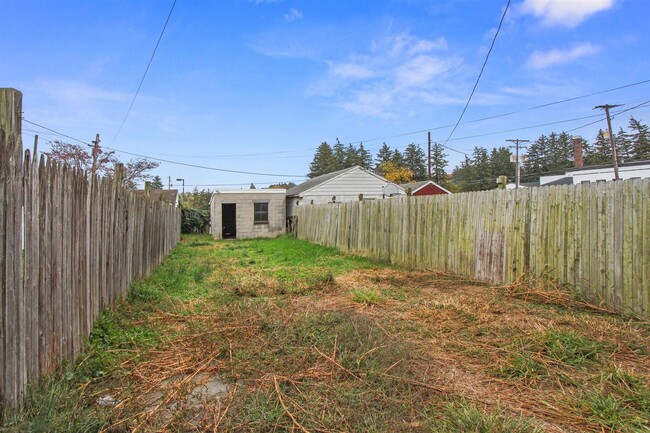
[222,204,236,239]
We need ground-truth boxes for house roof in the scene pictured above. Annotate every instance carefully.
[544,177,573,186]
[565,159,650,173]
[132,188,179,204]
[213,189,286,195]
[400,180,451,194]
[287,166,394,197]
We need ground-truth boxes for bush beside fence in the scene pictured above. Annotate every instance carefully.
[296,180,649,318]
[0,89,181,412]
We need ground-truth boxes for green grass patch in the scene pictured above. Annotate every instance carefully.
[432,399,543,433]
[350,288,387,305]
[541,328,604,368]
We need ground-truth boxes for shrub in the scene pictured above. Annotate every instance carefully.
[180,207,210,234]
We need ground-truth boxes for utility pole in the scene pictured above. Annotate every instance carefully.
[427,131,432,180]
[594,104,623,180]
[168,176,172,189]
[88,133,101,176]
[506,138,529,189]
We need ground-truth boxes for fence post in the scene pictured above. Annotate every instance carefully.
[1,88,25,412]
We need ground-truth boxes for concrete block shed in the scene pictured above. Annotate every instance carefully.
[210,189,286,240]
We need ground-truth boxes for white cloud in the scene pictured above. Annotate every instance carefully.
[395,55,453,89]
[520,0,616,27]
[284,8,302,22]
[526,42,601,69]
[328,61,376,80]
[312,32,460,118]
[38,80,130,105]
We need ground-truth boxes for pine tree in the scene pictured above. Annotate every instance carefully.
[545,132,573,172]
[587,129,612,165]
[344,144,360,167]
[628,117,650,160]
[358,143,373,169]
[522,134,548,182]
[390,149,405,167]
[451,156,476,192]
[403,143,427,181]
[308,142,337,178]
[332,138,346,169]
[150,175,164,189]
[615,127,633,162]
[430,143,448,185]
[489,147,513,180]
[375,143,392,168]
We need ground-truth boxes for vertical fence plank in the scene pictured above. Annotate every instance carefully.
[1,87,181,411]
[297,180,649,318]
[0,88,24,410]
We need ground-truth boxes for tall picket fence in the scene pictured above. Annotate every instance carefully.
[1,89,181,412]
[296,180,649,318]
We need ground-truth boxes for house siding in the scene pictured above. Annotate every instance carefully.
[211,190,286,240]
[287,168,403,218]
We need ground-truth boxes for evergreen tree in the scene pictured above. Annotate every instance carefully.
[249,183,256,189]
[615,127,633,162]
[451,147,494,192]
[332,138,346,169]
[403,143,427,181]
[472,147,492,190]
[375,143,392,168]
[390,149,405,167]
[522,134,548,182]
[150,175,164,189]
[451,156,476,192]
[489,147,513,180]
[544,132,573,172]
[430,142,448,185]
[358,143,373,169]
[628,117,650,160]
[308,142,337,178]
[586,129,612,165]
[344,144,360,167]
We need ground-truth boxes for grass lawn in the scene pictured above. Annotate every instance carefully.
[3,234,649,432]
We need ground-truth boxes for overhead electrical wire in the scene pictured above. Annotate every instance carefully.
[26,78,644,162]
[342,78,650,149]
[440,0,511,148]
[110,0,177,147]
[22,100,649,176]
[21,118,308,178]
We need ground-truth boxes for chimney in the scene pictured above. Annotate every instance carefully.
[573,136,584,169]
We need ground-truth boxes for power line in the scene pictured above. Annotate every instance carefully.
[22,118,307,178]
[22,119,91,145]
[110,0,177,146]
[21,99,650,175]
[344,79,650,149]
[441,0,510,147]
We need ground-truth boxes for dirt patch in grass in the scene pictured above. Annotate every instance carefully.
[4,235,648,433]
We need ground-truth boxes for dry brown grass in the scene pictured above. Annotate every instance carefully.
[18,237,646,433]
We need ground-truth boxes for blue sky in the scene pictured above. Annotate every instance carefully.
[2,0,649,189]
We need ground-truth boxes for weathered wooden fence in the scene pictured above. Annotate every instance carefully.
[0,89,181,412]
[296,180,650,317]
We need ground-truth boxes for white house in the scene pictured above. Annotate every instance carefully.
[540,160,650,186]
[286,166,404,220]
[210,189,286,240]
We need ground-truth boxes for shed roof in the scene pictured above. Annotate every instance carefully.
[286,166,394,197]
[400,180,451,194]
[132,189,178,204]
